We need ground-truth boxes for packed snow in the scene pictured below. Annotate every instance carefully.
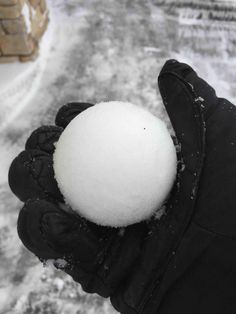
[1,0,236,313]
[53,101,177,227]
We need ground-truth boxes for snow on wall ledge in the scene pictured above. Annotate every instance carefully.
[0,9,54,132]
[0,0,49,63]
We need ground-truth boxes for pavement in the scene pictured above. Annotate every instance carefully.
[0,1,236,313]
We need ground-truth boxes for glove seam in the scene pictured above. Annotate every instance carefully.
[193,220,236,240]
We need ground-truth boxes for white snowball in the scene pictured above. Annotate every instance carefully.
[53,101,177,227]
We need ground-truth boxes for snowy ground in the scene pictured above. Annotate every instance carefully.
[1,0,236,313]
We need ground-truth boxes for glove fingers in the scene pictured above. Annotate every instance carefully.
[41,208,105,262]
[55,102,94,128]
[18,199,67,259]
[158,59,218,118]
[8,149,63,203]
[25,125,63,154]
[18,199,105,262]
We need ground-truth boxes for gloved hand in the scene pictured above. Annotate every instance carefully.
[8,60,236,314]
[8,101,150,299]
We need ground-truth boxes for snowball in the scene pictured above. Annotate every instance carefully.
[53,101,177,227]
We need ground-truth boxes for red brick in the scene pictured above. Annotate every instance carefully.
[2,15,26,34]
[0,0,18,6]
[0,3,22,19]
[0,33,34,55]
[0,55,18,63]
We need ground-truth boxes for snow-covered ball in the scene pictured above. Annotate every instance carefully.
[53,101,177,227]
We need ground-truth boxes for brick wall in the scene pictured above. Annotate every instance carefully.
[0,0,49,63]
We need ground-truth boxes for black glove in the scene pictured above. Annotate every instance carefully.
[8,101,150,299]
[9,60,236,314]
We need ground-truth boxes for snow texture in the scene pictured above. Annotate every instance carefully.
[1,0,236,313]
[53,101,177,227]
